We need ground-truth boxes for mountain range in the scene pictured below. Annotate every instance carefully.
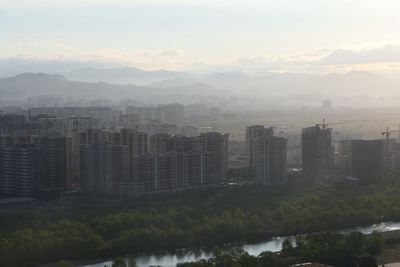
[0,73,222,101]
[1,64,400,106]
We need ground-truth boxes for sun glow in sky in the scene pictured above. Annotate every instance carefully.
[2,0,400,73]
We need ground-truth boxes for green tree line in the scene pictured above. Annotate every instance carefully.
[1,182,400,266]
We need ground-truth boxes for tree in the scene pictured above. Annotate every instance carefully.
[365,232,384,256]
[112,257,127,267]
[127,257,138,267]
[57,260,74,267]
[280,239,294,257]
[258,251,278,267]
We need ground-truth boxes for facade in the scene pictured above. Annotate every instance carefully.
[0,144,42,196]
[0,114,26,134]
[30,107,116,127]
[37,116,65,134]
[65,115,98,135]
[350,139,384,183]
[119,132,228,197]
[79,142,110,194]
[0,134,71,197]
[253,136,287,185]
[107,145,129,193]
[42,135,72,191]
[79,129,132,194]
[121,128,148,180]
[301,126,333,181]
[0,114,229,198]
[198,132,229,183]
[337,140,353,174]
[337,139,398,183]
[246,125,274,169]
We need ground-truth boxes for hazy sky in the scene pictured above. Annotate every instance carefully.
[2,0,400,74]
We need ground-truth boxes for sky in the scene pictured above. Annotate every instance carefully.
[2,0,400,74]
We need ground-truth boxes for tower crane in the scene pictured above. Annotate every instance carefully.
[315,118,354,129]
[380,127,400,160]
[381,126,400,141]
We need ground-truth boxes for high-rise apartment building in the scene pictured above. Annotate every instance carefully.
[301,126,333,181]
[79,141,110,194]
[41,134,72,191]
[246,125,274,169]
[118,132,228,197]
[0,114,26,134]
[0,133,72,197]
[0,144,43,196]
[253,136,287,185]
[350,139,384,184]
[199,132,229,183]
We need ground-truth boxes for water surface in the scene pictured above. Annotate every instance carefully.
[83,221,400,267]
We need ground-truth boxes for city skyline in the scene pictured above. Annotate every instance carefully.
[2,2,400,267]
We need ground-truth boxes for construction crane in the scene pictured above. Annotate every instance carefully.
[381,126,400,141]
[315,118,353,129]
[380,127,400,155]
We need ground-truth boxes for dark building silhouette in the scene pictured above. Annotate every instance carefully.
[350,139,384,184]
[0,114,26,134]
[0,133,71,197]
[121,128,148,181]
[79,129,129,194]
[198,132,229,183]
[0,144,43,196]
[337,138,398,184]
[301,126,333,181]
[79,141,109,194]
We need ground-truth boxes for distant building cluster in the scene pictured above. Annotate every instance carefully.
[300,121,400,184]
[1,104,398,199]
[79,130,228,197]
[247,119,399,186]
[0,106,227,198]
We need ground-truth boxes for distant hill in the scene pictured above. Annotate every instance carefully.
[149,78,199,88]
[0,58,194,86]
[0,70,399,106]
[201,71,400,96]
[0,73,222,101]
[2,58,398,98]
[65,67,193,85]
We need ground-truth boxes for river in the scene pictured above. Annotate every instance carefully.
[82,221,400,267]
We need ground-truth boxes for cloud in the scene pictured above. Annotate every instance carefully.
[184,45,400,75]
[4,41,400,76]
[1,41,187,71]
[160,49,186,57]
[319,45,400,65]
[185,54,321,74]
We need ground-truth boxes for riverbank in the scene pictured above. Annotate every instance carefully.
[76,225,400,267]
